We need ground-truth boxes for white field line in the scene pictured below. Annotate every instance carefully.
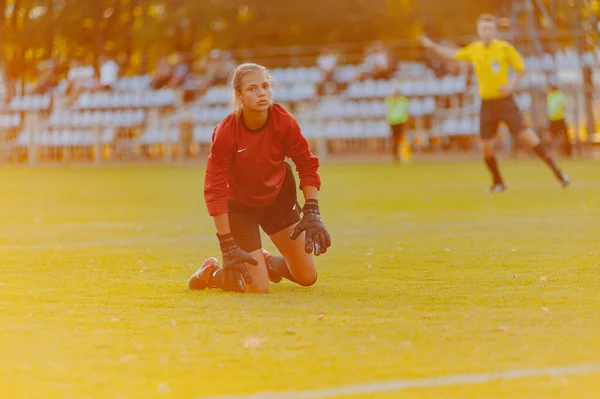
[1,215,597,250]
[197,363,600,399]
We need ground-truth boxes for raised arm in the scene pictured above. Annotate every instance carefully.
[419,36,460,61]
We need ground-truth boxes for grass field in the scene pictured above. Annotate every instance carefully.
[1,159,600,399]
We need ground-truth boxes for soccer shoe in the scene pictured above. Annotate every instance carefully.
[490,183,507,193]
[188,257,219,290]
[261,249,283,283]
[559,173,571,188]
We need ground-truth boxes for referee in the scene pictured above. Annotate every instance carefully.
[420,14,570,192]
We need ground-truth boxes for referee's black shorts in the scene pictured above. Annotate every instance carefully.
[480,96,528,140]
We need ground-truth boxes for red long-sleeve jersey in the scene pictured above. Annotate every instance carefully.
[204,104,321,216]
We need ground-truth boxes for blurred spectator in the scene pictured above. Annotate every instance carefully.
[32,59,58,95]
[66,59,95,101]
[151,56,173,90]
[546,83,572,157]
[207,50,236,86]
[195,50,236,95]
[95,55,119,92]
[385,87,410,163]
[167,53,189,89]
[355,42,394,81]
[317,47,338,86]
[178,102,194,157]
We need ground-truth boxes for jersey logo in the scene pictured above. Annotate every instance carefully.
[237,148,247,153]
[491,61,500,73]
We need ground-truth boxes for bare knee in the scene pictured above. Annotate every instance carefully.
[481,140,495,158]
[296,275,317,287]
[519,129,540,147]
[293,268,318,287]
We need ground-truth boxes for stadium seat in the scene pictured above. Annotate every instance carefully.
[526,56,540,70]
[377,120,389,137]
[421,79,436,96]
[307,67,321,83]
[438,77,453,96]
[363,80,377,98]
[517,93,532,110]
[334,65,357,83]
[440,118,457,136]
[354,101,368,118]
[345,81,363,99]
[472,117,479,133]
[344,101,359,118]
[16,131,30,146]
[349,120,364,138]
[458,117,470,134]
[282,68,296,84]
[371,100,386,118]
[300,122,315,139]
[376,80,394,98]
[332,102,345,119]
[325,121,341,138]
[541,53,554,70]
[402,81,416,97]
[193,125,213,143]
[270,68,283,83]
[583,52,595,66]
[422,97,436,114]
[9,95,50,111]
[408,99,422,116]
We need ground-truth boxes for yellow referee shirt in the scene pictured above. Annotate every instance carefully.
[455,40,525,100]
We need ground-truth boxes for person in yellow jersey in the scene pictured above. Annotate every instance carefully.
[419,14,570,192]
[385,88,410,163]
[547,83,572,157]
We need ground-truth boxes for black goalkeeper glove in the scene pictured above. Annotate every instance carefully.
[218,233,257,292]
[289,200,331,256]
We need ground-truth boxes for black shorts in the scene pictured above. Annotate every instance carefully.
[228,162,302,253]
[549,119,568,138]
[480,96,527,140]
[390,123,405,139]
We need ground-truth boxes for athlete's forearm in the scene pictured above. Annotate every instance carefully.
[430,43,458,61]
[212,213,231,236]
[301,186,319,202]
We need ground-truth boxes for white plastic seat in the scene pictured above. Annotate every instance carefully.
[583,52,595,66]
[472,117,479,133]
[542,53,554,70]
[325,121,340,138]
[408,99,422,116]
[422,97,436,114]
[441,118,458,136]
[349,120,364,138]
[458,117,471,134]
[376,81,394,97]
[363,80,377,98]
[345,82,362,98]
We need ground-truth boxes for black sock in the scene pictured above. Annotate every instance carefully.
[484,156,504,185]
[533,144,563,179]
[266,256,297,283]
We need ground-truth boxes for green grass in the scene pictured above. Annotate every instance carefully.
[1,159,600,399]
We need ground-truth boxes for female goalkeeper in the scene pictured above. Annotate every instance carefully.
[188,63,331,293]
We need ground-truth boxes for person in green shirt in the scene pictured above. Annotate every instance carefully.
[547,84,572,157]
[384,89,410,163]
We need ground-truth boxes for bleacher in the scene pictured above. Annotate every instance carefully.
[1,48,598,163]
